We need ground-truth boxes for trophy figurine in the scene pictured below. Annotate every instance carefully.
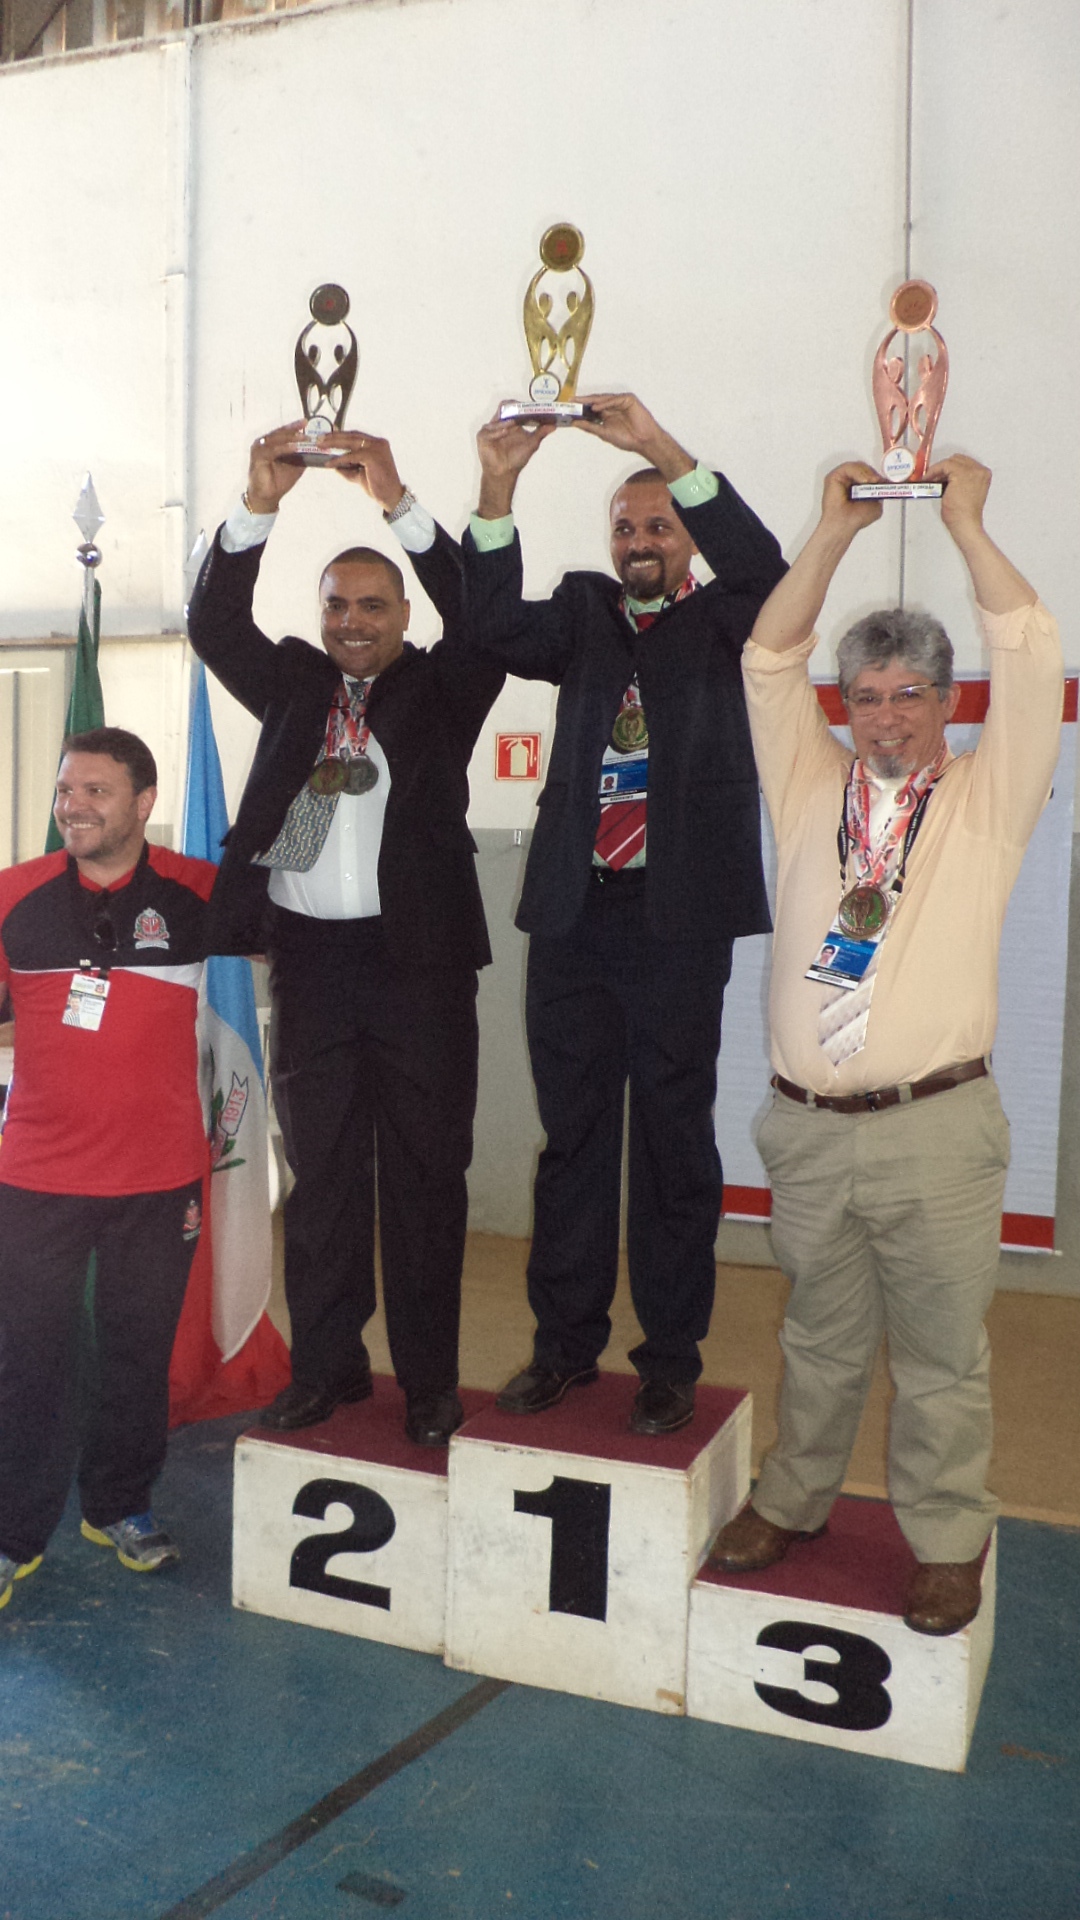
[499,224,597,425]
[284,283,359,465]
[850,280,949,501]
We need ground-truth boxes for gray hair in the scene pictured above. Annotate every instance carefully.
[836,608,954,700]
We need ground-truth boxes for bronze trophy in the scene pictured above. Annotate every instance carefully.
[850,280,949,501]
[499,224,597,424]
[284,283,359,466]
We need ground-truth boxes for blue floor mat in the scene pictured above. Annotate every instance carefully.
[1,1413,1077,1920]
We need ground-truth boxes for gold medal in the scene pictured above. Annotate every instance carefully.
[837,884,891,939]
[309,757,349,796]
[611,706,648,754]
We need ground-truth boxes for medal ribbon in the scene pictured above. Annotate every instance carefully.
[323,677,373,765]
[839,741,949,892]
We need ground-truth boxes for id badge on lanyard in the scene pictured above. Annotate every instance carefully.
[62,968,110,1030]
[804,781,934,992]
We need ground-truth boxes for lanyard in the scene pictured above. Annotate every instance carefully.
[66,842,150,975]
[836,779,936,900]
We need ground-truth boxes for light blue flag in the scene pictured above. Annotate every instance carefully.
[182,663,273,1360]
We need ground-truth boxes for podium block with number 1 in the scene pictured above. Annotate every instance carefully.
[445,1376,750,1714]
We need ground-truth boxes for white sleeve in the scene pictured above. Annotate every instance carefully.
[387,500,437,555]
[220,498,279,554]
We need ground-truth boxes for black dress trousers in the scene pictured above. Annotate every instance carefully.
[267,908,479,1400]
[524,873,732,1386]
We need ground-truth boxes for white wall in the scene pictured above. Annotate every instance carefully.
[4,0,1075,824]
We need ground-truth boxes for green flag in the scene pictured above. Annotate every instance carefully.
[45,575,105,853]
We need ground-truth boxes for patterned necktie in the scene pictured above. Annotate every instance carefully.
[594,577,699,872]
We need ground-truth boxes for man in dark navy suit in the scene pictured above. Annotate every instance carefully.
[462,394,786,1433]
[189,425,503,1447]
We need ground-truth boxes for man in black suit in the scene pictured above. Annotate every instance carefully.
[463,394,786,1433]
[188,424,503,1446]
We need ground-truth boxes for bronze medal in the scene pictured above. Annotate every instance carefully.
[837,884,891,939]
[611,706,648,754]
[309,757,349,796]
[345,755,380,796]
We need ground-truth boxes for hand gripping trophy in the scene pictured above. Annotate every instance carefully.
[285,283,360,466]
[499,223,596,424]
[850,280,949,501]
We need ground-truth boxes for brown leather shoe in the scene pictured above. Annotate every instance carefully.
[903,1558,983,1636]
[707,1503,827,1573]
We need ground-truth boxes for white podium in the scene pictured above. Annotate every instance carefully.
[232,1379,490,1654]
[687,1496,996,1772]
[444,1375,751,1715]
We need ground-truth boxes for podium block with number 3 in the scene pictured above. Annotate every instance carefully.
[687,1497,996,1771]
[444,1376,750,1714]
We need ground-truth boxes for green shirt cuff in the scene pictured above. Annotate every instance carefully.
[469,512,515,552]
[668,463,718,509]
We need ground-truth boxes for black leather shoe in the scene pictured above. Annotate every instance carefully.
[404,1391,464,1448]
[258,1375,372,1432]
[629,1380,696,1435]
[495,1364,600,1414]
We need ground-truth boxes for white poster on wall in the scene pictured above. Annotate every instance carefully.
[716,682,1077,1253]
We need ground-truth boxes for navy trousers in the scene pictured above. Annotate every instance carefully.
[524,871,732,1385]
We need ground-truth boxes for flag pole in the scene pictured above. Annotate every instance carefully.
[73,472,105,637]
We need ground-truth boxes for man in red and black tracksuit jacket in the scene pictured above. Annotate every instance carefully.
[0,728,215,1607]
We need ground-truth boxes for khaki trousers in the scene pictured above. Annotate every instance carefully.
[753,1073,1009,1563]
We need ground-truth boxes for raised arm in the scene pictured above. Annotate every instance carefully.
[186,425,318,718]
[929,454,1037,612]
[749,462,883,653]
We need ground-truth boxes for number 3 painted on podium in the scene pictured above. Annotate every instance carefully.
[754,1621,893,1731]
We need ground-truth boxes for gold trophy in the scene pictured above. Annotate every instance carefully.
[499,224,597,425]
[850,280,949,501]
[284,283,360,466]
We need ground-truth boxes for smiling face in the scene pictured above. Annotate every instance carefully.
[845,658,959,780]
[608,478,696,601]
[54,752,155,874]
[319,560,410,679]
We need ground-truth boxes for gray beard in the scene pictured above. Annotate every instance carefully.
[866,750,910,780]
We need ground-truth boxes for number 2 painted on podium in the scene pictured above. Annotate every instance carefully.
[290,1477,397,1610]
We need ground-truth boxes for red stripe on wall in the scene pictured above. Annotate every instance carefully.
[722,1186,1054,1249]
[814,677,1077,726]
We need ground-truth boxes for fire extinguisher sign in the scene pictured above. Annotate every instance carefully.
[495,733,542,780]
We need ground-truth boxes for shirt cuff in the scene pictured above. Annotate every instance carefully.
[388,500,437,555]
[469,512,515,553]
[221,498,277,554]
[742,630,820,672]
[668,463,719,509]
[977,598,1055,652]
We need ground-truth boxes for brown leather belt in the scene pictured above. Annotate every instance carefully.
[772,1057,988,1115]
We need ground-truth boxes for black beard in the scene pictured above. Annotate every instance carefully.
[621,554,664,592]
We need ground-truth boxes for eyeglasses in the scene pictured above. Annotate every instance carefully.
[92,899,117,952]
[845,684,941,714]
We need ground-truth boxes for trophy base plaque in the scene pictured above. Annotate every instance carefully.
[850,481,945,501]
[499,400,598,426]
[281,448,354,468]
[280,418,352,468]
